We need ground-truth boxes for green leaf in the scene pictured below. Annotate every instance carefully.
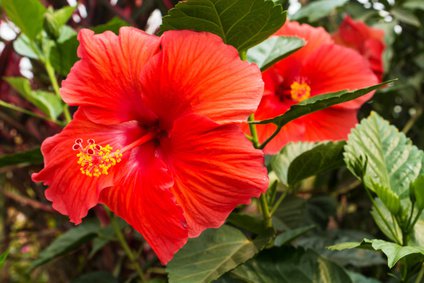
[49,26,79,76]
[287,142,345,187]
[0,250,9,269]
[0,148,42,168]
[271,142,316,186]
[51,6,75,28]
[329,238,424,269]
[160,0,286,52]
[92,17,129,34]
[345,112,424,199]
[13,35,40,59]
[2,0,46,40]
[411,175,424,210]
[231,246,352,283]
[247,36,305,71]
[274,225,315,246]
[391,8,421,27]
[71,272,118,283]
[370,199,403,243]
[291,0,348,22]
[254,81,392,126]
[347,271,380,283]
[167,225,269,283]
[227,213,267,235]
[30,221,100,270]
[366,179,401,215]
[5,77,63,119]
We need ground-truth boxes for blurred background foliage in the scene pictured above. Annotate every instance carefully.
[0,0,423,282]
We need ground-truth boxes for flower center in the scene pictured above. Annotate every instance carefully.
[73,132,156,178]
[290,81,311,102]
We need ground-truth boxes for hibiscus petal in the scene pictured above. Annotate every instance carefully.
[61,27,160,124]
[301,44,378,109]
[162,114,269,237]
[99,143,188,265]
[32,110,142,224]
[141,30,264,127]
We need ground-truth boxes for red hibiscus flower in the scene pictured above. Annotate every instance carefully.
[32,28,269,264]
[252,21,378,154]
[333,15,385,81]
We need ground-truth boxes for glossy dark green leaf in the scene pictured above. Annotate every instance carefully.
[30,221,100,270]
[411,175,424,210]
[292,0,348,22]
[288,141,345,186]
[49,26,79,76]
[71,272,118,283]
[247,36,305,71]
[231,246,352,283]
[167,225,270,283]
[0,148,42,168]
[271,142,315,186]
[227,213,266,235]
[274,225,315,246]
[254,81,392,126]
[5,77,63,119]
[2,0,46,40]
[329,238,424,268]
[345,112,424,199]
[160,0,286,51]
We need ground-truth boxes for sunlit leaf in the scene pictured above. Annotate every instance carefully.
[345,112,424,199]
[247,36,305,71]
[2,0,46,40]
[329,238,424,268]
[292,0,348,22]
[5,77,63,119]
[160,0,286,52]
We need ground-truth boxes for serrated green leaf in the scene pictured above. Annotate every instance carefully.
[411,175,424,210]
[231,246,352,283]
[254,81,392,126]
[370,199,403,243]
[30,221,99,270]
[247,36,305,71]
[167,225,270,283]
[291,0,348,22]
[329,238,424,269]
[5,77,63,119]
[271,142,316,186]
[160,0,286,52]
[0,148,42,168]
[345,112,424,199]
[2,0,46,40]
[366,178,401,215]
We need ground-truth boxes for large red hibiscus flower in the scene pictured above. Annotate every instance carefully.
[253,21,378,154]
[32,28,269,264]
[333,15,386,81]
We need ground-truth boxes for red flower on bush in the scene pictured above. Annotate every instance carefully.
[252,21,379,154]
[32,28,269,264]
[333,15,385,81]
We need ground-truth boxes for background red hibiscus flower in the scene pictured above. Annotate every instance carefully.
[333,15,386,81]
[253,21,379,154]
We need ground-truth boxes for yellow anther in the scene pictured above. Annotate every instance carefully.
[72,139,122,178]
[290,81,311,102]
